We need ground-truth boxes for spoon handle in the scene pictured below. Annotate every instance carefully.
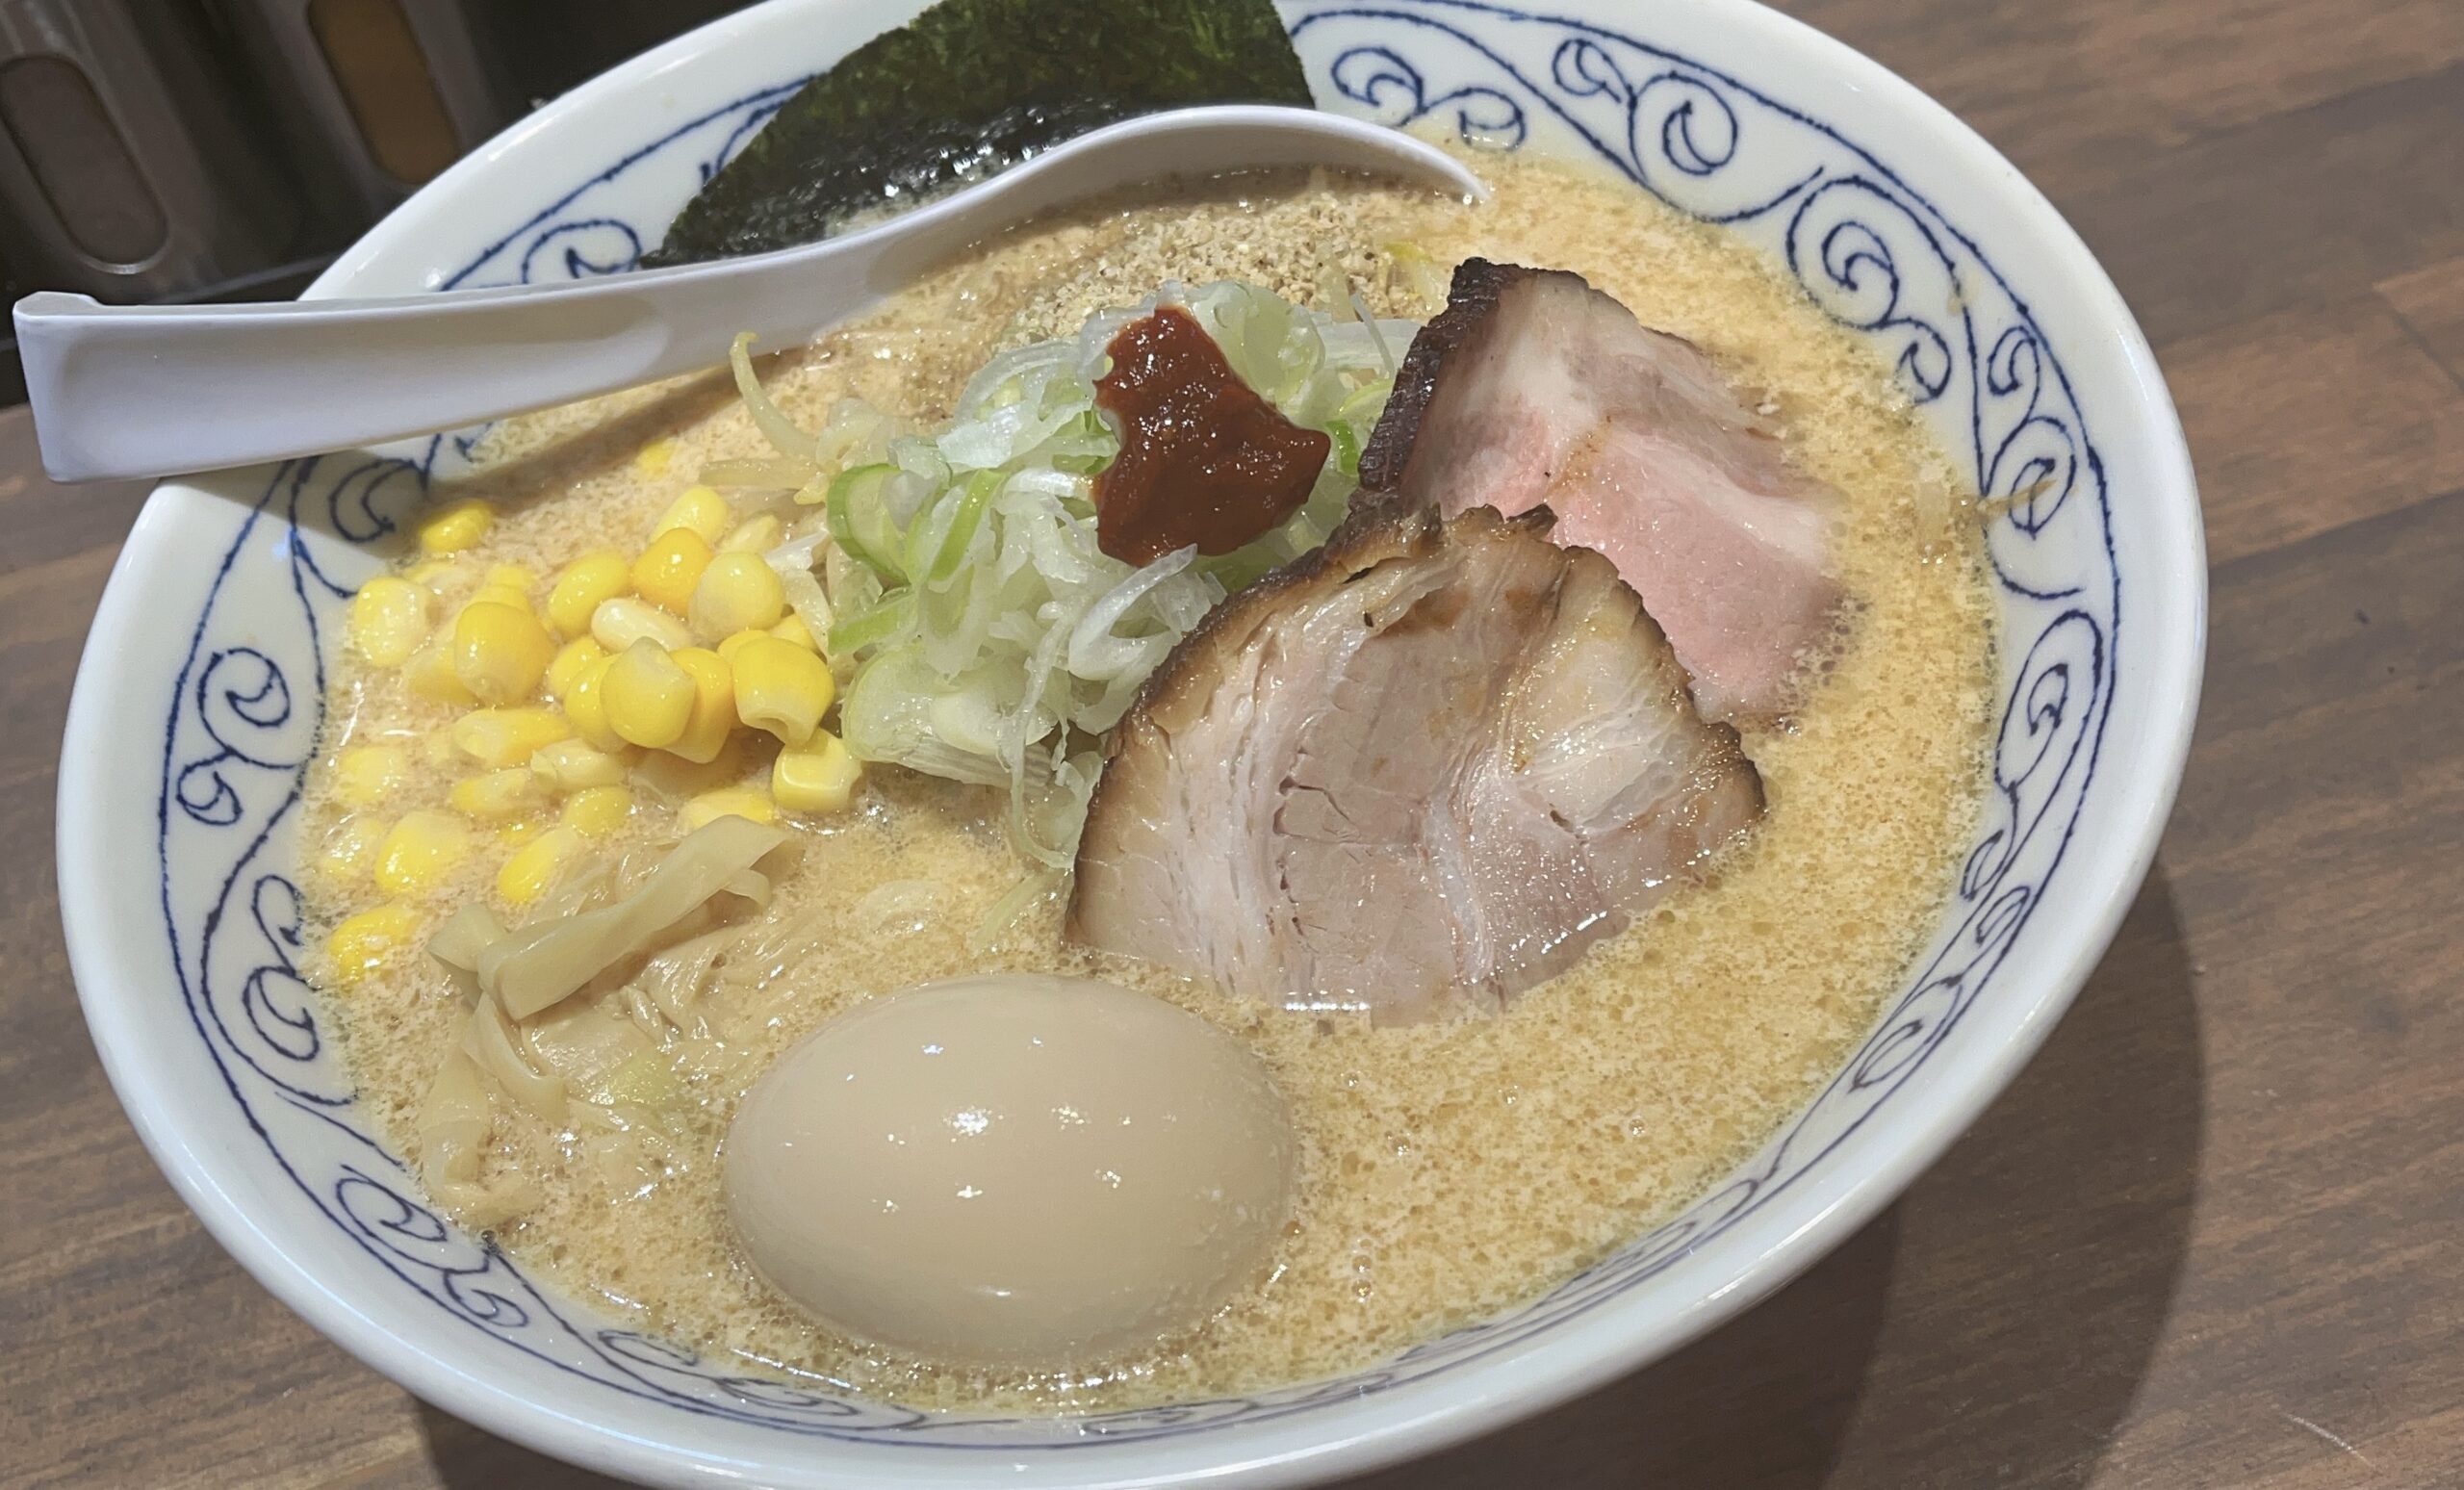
[13,107,1482,484]
[12,254,884,484]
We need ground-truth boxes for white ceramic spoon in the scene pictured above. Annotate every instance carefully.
[13,106,1483,484]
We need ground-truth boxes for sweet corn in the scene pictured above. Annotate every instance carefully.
[689,552,786,640]
[530,737,633,792]
[633,437,679,478]
[498,826,586,906]
[632,738,741,802]
[730,635,833,745]
[589,595,690,654]
[468,564,538,615]
[547,550,630,638]
[665,647,737,764]
[544,636,604,701]
[467,582,533,616]
[326,902,424,988]
[449,767,540,820]
[561,784,634,838]
[451,600,555,705]
[654,484,730,544]
[768,612,820,653]
[450,706,571,768]
[603,639,694,749]
[631,528,712,614]
[402,641,478,706]
[313,815,385,883]
[718,512,782,553]
[348,577,430,667]
[716,629,764,664]
[415,498,493,555]
[333,744,410,807]
[681,784,776,830]
[406,558,469,595]
[373,809,475,895]
[561,654,626,754]
[496,817,547,847]
[773,730,861,813]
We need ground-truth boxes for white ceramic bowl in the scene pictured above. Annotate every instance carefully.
[55,1,2204,1486]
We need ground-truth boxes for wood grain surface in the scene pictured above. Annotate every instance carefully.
[5,1,2460,1485]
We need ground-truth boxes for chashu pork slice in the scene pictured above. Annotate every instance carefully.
[1066,501,1762,1025]
[1360,258,1844,725]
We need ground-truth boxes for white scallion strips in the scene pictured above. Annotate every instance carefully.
[728,281,1417,866]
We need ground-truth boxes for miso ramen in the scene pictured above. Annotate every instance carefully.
[300,150,1994,1413]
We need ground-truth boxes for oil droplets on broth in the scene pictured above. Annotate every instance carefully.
[298,151,1994,1413]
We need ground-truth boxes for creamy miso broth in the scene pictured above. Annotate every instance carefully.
[301,152,1994,1411]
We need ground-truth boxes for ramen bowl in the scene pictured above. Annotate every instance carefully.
[55,0,2203,1485]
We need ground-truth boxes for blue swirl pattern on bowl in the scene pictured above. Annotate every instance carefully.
[150,0,2115,1448]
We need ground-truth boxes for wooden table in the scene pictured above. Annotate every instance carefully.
[6,1,2460,1484]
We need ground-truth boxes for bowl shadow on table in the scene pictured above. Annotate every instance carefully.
[413,871,2203,1490]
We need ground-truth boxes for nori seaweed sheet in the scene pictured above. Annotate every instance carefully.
[645,0,1313,265]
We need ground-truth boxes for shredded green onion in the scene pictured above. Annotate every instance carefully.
[745,280,1419,863]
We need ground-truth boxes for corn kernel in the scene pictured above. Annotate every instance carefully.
[467,567,537,615]
[348,577,430,667]
[666,647,737,764]
[730,635,834,745]
[451,600,555,705]
[773,731,861,813]
[654,484,731,545]
[689,552,786,641]
[314,815,385,883]
[560,655,626,754]
[632,738,742,802]
[402,641,478,706]
[373,809,475,895]
[680,784,776,831]
[497,816,547,847]
[561,784,634,839]
[467,583,533,616]
[631,528,712,614]
[544,636,605,701]
[603,640,694,749]
[530,737,633,792]
[498,826,586,906]
[718,512,783,553]
[406,558,468,595]
[548,550,631,638]
[633,437,680,478]
[716,629,764,664]
[768,612,820,653]
[415,498,493,555]
[449,767,540,820]
[589,595,690,654]
[450,706,571,768]
[333,743,410,807]
[326,902,424,987]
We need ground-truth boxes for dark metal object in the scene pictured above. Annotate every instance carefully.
[0,0,298,302]
[209,0,511,221]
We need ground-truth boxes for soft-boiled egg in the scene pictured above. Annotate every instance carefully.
[723,973,1294,1368]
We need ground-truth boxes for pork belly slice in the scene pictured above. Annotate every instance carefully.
[1360,258,1844,725]
[1066,501,1762,1025]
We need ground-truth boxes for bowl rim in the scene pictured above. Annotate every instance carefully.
[55,0,2206,1485]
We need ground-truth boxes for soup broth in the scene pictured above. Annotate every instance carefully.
[303,151,1994,1411]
